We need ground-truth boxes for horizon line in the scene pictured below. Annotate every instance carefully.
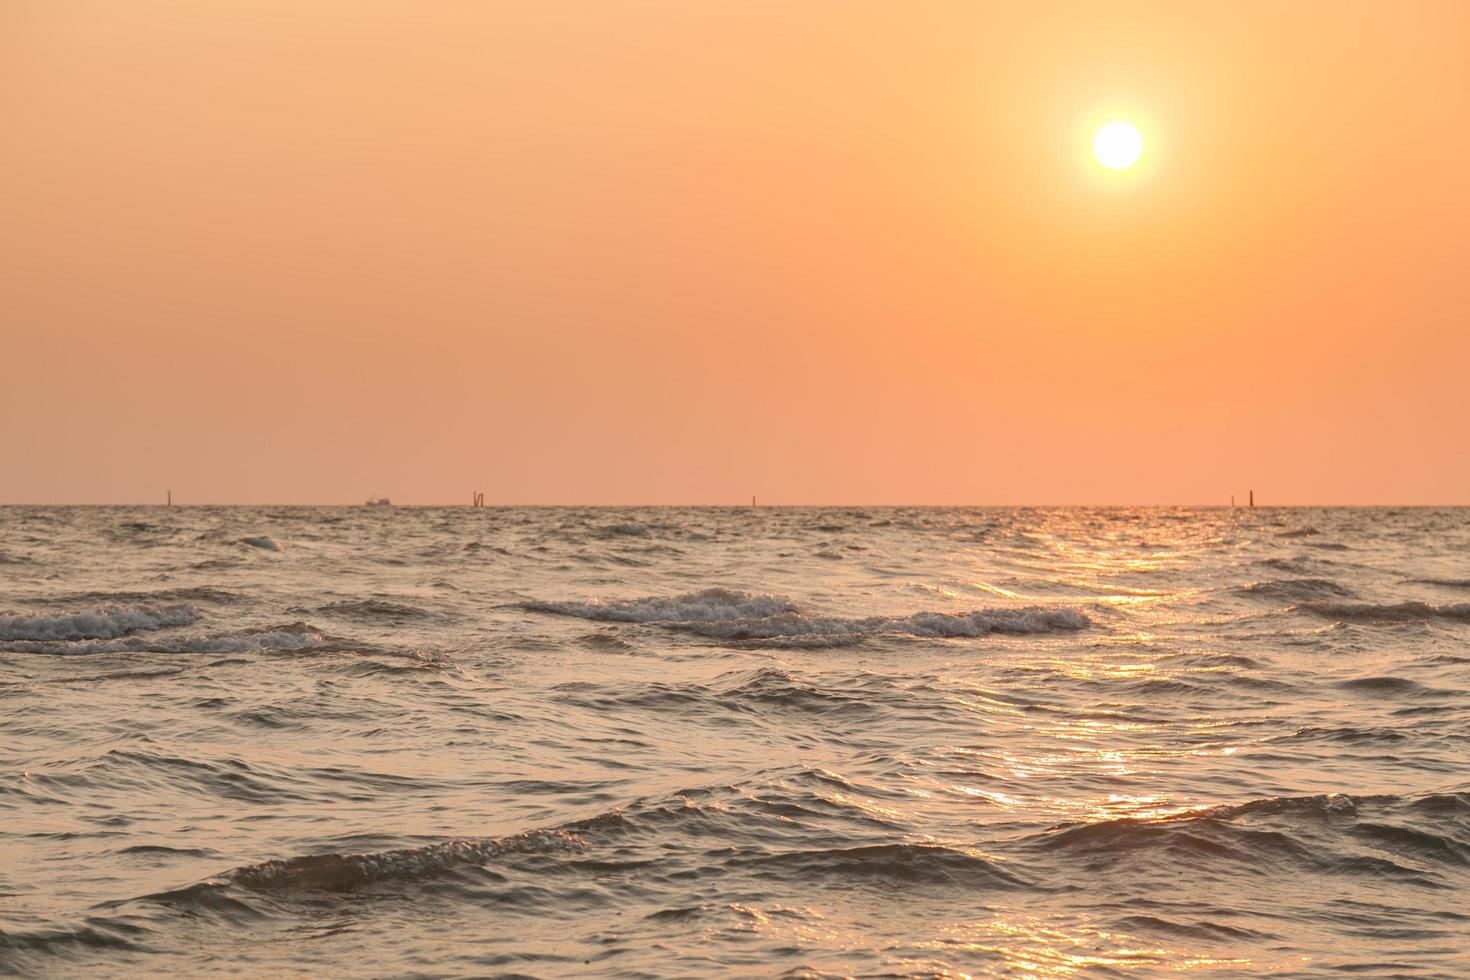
[3,502,1469,509]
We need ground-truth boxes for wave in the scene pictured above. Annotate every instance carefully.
[316,599,433,622]
[42,587,245,607]
[716,668,882,714]
[221,829,587,893]
[144,789,1470,906]
[1294,601,1470,623]
[1257,556,1332,575]
[524,589,1088,647]
[1332,676,1458,700]
[1,622,327,656]
[0,921,144,968]
[525,588,798,624]
[1408,577,1470,590]
[1028,792,1469,882]
[1237,578,1356,602]
[651,606,1089,646]
[586,522,652,539]
[93,780,1470,976]
[239,536,282,551]
[555,668,890,720]
[1113,915,1275,942]
[0,603,200,642]
[577,630,641,653]
[144,776,1022,908]
[1270,725,1411,746]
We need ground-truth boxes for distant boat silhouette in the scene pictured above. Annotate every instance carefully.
[365,496,392,507]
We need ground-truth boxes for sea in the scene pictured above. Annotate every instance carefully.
[1,506,1467,977]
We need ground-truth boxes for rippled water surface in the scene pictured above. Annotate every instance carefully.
[3,507,1468,977]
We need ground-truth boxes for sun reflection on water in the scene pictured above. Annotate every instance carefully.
[915,915,1257,975]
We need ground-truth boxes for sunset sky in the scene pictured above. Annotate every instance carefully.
[5,1,1468,505]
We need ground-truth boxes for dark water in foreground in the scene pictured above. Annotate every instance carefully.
[2,507,1468,978]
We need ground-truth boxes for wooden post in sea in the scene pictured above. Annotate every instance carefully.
[167,489,172,507]
[751,495,756,508]
[1231,494,1235,508]
[1249,490,1255,508]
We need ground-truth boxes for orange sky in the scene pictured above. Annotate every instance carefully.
[4,1,1468,504]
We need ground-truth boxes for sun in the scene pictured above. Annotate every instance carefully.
[1093,120,1142,170]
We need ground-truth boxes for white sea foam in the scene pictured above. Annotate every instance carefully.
[525,589,1089,645]
[527,588,799,623]
[0,603,201,642]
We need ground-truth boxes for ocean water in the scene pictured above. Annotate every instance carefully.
[2,506,1467,978]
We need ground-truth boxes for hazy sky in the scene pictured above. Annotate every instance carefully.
[5,1,1468,504]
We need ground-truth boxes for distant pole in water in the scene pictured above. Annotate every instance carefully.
[751,495,756,508]
[1231,494,1235,509]
[1249,490,1255,508]
[472,491,484,507]
[167,489,172,507]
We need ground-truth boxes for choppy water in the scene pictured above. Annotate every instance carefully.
[2,507,1468,978]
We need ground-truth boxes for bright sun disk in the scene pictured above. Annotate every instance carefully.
[1093,120,1142,170]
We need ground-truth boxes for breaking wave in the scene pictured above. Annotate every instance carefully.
[526,588,797,623]
[0,603,200,642]
[523,589,1089,646]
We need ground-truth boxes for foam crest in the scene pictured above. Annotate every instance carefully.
[526,588,798,623]
[0,603,200,642]
[683,607,1090,644]
[526,589,1088,646]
